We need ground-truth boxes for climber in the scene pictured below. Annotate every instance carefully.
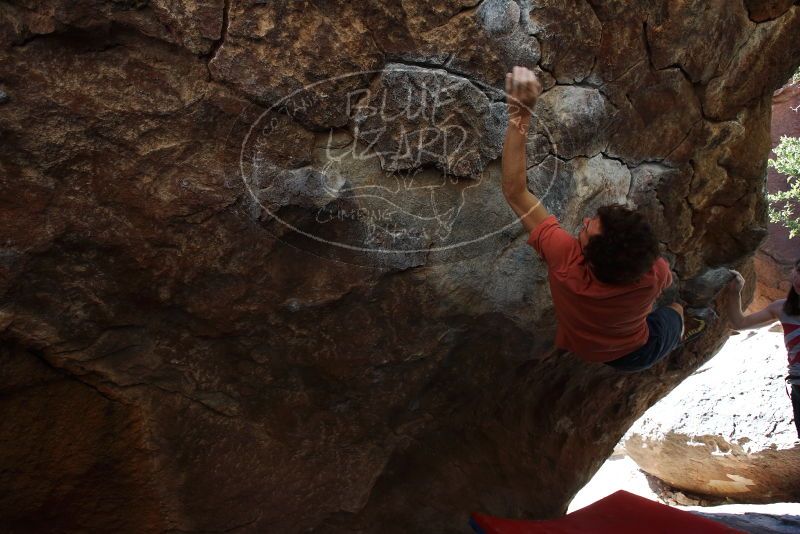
[726,262,800,438]
[501,65,707,371]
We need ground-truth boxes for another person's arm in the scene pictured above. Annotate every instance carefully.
[502,66,548,234]
[726,270,783,330]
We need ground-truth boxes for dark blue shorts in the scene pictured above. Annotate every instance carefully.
[604,306,683,372]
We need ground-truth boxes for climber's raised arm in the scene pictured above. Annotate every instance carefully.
[725,270,783,330]
[502,66,548,234]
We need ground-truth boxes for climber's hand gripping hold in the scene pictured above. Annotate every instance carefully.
[501,66,548,234]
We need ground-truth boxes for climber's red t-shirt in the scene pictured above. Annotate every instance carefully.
[528,215,672,363]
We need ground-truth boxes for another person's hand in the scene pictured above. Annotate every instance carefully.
[728,270,745,293]
[505,66,542,115]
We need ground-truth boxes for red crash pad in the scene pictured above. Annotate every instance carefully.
[470,490,742,534]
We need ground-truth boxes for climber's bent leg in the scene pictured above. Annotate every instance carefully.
[667,301,684,337]
[604,306,683,373]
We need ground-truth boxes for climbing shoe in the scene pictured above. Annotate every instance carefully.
[681,307,717,345]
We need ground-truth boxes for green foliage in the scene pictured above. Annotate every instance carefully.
[767,136,800,238]
[794,66,800,84]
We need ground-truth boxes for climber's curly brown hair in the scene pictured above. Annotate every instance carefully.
[583,204,660,285]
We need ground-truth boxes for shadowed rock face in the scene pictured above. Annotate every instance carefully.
[0,1,799,532]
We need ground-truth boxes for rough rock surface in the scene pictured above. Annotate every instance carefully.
[753,82,800,311]
[1,1,799,532]
[624,326,800,503]
[690,505,800,534]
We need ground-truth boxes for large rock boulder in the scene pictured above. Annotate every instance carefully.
[624,326,800,503]
[690,504,800,534]
[1,1,799,532]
